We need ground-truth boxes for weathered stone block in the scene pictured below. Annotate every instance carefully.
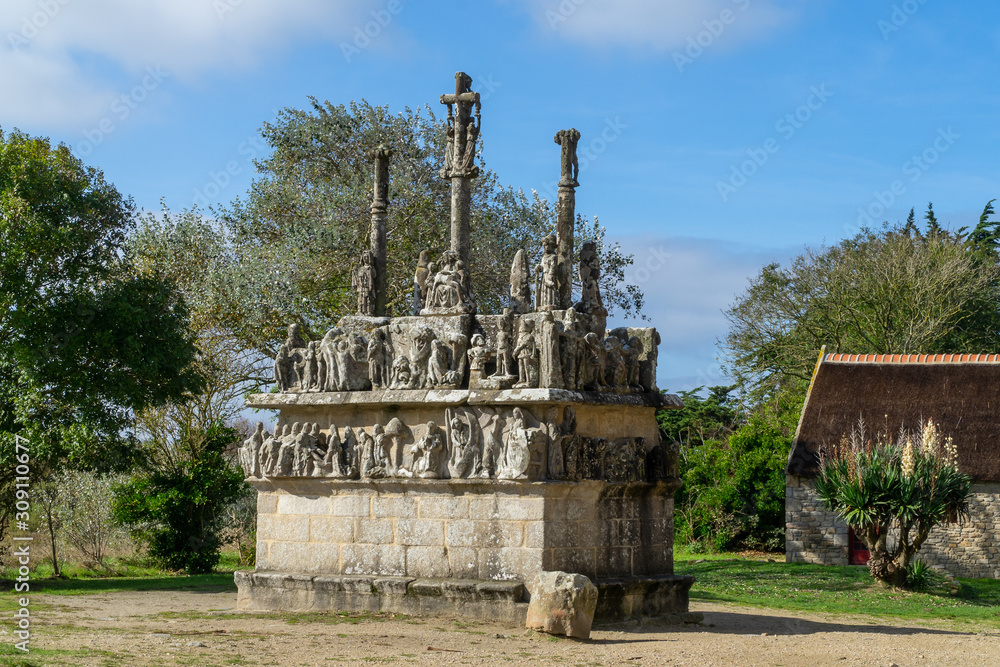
[258,514,310,543]
[332,496,372,517]
[357,518,394,544]
[397,519,445,546]
[419,496,470,519]
[372,495,416,518]
[406,547,451,578]
[341,544,406,576]
[310,516,354,544]
[269,541,339,573]
[525,571,598,639]
[277,494,330,515]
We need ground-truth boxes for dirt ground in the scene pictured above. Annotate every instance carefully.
[11,589,1000,666]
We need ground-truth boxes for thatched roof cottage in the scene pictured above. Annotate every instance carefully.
[786,353,1000,577]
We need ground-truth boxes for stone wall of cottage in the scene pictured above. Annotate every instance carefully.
[786,476,1000,579]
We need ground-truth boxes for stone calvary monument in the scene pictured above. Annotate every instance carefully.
[235,72,697,627]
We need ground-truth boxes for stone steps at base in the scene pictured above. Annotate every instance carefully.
[235,570,698,627]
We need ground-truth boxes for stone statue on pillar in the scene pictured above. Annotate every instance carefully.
[535,234,560,311]
[440,72,481,274]
[352,250,378,316]
[554,128,581,310]
[368,145,392,316]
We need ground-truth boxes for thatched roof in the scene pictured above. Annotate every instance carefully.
[787,353,1000,480]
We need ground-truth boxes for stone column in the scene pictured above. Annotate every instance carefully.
[554,129,581,310]
[369,146,392,316]
[440,72,481,271]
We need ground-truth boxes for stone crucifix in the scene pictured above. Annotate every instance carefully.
[440,71,481,272]
[369,145,392,316]
[554,128,581,310]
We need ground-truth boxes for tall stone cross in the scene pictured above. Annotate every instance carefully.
[554,128,581,310]
[440,72,481,270]
[369,145,392,316]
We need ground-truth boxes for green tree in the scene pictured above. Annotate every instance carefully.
[112,424,244,574]
[815,420,972,587]
[0,129,201,547]
[725,210,1000,403]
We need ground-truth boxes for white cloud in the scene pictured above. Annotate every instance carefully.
[519,0,795,53]
[606,234,796,393]
[1,0,393,130]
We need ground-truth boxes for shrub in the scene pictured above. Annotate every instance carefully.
[112,424,244,574]
[815,419,972,588]
[674,412,791,552]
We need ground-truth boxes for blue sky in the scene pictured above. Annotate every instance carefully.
[4,0,999,392]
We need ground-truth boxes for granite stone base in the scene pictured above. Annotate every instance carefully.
[235,570,699,626]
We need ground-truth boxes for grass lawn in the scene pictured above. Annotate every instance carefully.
[676,549,1000,628]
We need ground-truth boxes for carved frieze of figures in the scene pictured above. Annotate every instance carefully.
[242,407,667,484]
[420,250,475,315]
[353,250,378,316]
[534,235,560,311]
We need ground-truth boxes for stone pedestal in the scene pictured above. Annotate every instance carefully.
[236,388,694,624]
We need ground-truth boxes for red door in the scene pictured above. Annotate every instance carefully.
[848,527,870,565]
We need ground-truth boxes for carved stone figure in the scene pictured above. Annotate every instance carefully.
[352,250,378,316]
[362,424,390,479]
[574,241,607,330]
[274,344,292,392]
[548,407,576,480]
[509,249,532,314]
[413,250,430,315]
[604,337,627,391]
[409,326,434,388]
[538,312,564,389]
[240,422,267,478]
[276,422,301,476]
[383,418,410,473]
[478,410,502,478]
[339,426,360,479]
[406,422,444,479]
[498,408,531,480]
[560,309,584,390]
[303,341,319,391]
[513,319,539,389]
[491,309,517,386]
[321,425,341,476]
[286,323,306,349]
[428,339,452,387]
[554,128,581,188]
[423,250,474,314]
[358,428,378,479]
[389,355,410,389]
[447,413,477,479]
[625,336,643,390]
[367,330,390,389]
[582,332,607,391]
[535,234,560,311]
[263,424,288,475]
[467,333,491,390]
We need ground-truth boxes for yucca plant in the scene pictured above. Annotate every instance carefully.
[814,420,972,587]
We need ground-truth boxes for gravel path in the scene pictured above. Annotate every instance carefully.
[18,589,1000,666]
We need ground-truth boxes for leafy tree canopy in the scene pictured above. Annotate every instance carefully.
[724,203,1000,403]
[0,129,202,506]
